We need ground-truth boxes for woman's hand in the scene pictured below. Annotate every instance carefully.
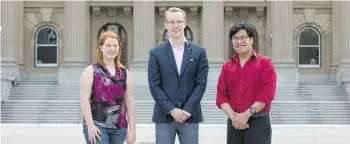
[88,125,101,144]
[126,129,136,144]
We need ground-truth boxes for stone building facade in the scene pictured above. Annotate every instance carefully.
[1,1,350,91]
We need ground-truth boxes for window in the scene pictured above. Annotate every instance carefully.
[163,26,193,42]
[98,23,127,66]
[35,25,59,67]
[297,27,321,68]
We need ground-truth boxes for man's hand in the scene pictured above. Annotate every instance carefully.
[229,111,248,129]
[183,110,191,118]
[170,108,188,123]
[234,112,250,130]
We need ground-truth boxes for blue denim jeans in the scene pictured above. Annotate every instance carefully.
[155,122,199,144]
[83,124,127,144]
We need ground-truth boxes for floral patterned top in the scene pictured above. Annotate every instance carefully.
[83,63,128,129]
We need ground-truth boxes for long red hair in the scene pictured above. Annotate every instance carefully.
[97,31,125,68]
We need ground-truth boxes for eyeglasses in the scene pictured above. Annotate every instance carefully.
[166,20,185,25]
[232,36,249,43]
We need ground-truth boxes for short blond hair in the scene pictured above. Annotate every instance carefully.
[164,7,186,22]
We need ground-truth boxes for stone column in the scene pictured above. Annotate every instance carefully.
[202,1,225,87]
[58,1,89,85]
[130,1,155,86]
[270,1,299,86]
[331,1,342,82]
[1,1,21,101]
[16,2,24,80]
[339,1,350,97]
[266,1,272,58]
[339,1,350,68]
[202,1,225,68]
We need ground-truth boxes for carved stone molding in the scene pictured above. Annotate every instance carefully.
[158,7,166,17]
[107,7,117,17]
[256,7,264,17]
[124,6,132,16]
[224,7,233,17]
[190,7,198,16]
[92,6,100,16]
[239,8,249,18]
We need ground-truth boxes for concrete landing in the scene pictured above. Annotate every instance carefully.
[1,124,350,144]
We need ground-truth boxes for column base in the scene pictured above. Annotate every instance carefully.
[340,74,350,99]
[58,62,87,85]
[339,61,350,74]
[330,64,341,84]
[129,60,148,86]
[339,62,350,99]
[273,61,299,86]
[206,61,225,89]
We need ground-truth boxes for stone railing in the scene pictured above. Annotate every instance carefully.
[340,73,350,99]
[1,71,16,102]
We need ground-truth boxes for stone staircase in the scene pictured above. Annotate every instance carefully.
[2,81,350,124]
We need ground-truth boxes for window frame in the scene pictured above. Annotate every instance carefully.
[34,25,59,68]
[297,27,321,68]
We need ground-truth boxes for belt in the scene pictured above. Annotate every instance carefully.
[251,112,269,118]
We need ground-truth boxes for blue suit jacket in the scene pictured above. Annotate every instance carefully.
[148,40,209,123]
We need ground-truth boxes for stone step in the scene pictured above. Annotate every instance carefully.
[9,94,347,99]
[10,86,345,91]
[2,116,349,124]
[2,100,349,105]
[2,119,349,124]
[9,91,346,98]
[2,113,349,123]
[19,81,59,84]
[12,84,78,88]
[299,82,339,85]
[9,91,347,96]
[8,96,348,101]
[3,102,349,115]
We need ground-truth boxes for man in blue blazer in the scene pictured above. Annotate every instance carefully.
[147,7,209,144]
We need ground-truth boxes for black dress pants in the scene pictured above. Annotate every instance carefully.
[227,115,272,144]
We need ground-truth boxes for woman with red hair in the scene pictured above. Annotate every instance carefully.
[80,31,136,144]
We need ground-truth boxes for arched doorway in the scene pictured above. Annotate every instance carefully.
[228,24,259,59]
[163,26,193,42]
[98,23,128,67]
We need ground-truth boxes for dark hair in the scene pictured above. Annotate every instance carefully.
[229,22,259,50]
